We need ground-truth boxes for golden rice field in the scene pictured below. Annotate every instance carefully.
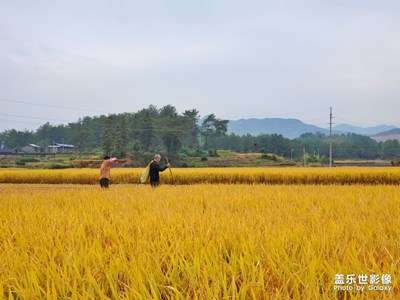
[0,167,400,185]
[0,168,399,299]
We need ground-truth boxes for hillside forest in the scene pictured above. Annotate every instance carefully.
[1,105,399,165]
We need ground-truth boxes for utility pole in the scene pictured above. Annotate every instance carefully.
[329,107,333,167]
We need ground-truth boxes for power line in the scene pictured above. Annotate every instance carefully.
[0,118,43,126]
[0,113,72,123]
[0,97,108,114]
[211,106,332,124]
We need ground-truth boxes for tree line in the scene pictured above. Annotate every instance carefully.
[0,105,399,163]
[0,105,227,163]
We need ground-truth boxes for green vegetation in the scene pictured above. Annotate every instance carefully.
[0,155,86,169]
[0,151,289,169]
[0,105,399,167]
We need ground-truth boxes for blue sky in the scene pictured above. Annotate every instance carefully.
[1,0,400,131]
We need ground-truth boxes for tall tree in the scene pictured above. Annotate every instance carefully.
[136,110,155,151]
[200,114,229,150]
[382,139,400,159]
[183,109,200,148]
[113,117,128,158]
[118,115,128,156]
[159,104,178,118]
[200,114,216,149]
[71,129,95,156]
[1,129,34,149]
[157,105,186,155]
[101,115,115,156]
[36,122,68,147]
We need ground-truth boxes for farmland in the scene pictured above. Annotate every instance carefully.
[0,167,400,185]
[0,168,399,299]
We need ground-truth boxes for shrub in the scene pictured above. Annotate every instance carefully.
[47,163,72,169]
[19,157,40,163]
[208,149,218,157]
[261,153,284,162]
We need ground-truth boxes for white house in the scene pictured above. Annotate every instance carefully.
[47,143,75,154]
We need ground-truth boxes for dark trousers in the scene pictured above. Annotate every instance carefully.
[150,180,160,187]
[100,178,109,188]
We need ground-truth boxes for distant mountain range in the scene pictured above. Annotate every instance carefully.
[228,118,327,139]
[371,128,400,142]
[331,124,396,136]
[227,118,398,139]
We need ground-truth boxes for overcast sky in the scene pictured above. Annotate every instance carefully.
[1,0,400,132]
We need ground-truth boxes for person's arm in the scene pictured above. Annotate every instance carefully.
[155,164,168,172]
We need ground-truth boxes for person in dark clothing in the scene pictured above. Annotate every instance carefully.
[149,154,170,187]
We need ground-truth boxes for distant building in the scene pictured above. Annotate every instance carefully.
[0,149,16,156]
[21,144,41,154]
[47,143,75,154]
